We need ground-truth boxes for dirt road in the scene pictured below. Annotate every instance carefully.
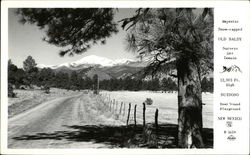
[8,93,123,148]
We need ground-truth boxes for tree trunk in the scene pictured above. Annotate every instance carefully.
[177,58,204,148]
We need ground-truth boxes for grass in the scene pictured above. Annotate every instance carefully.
[8,88,81,118]
[101,91,213,128]
[9,91,213,148]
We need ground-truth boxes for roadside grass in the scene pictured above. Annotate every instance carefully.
[101,91,213,128]
[8,88,81,118]
[74,93,213,148]
[79,93,124,126]
[9,92,213,148]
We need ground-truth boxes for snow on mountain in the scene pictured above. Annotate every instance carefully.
[37,55,138,69]
[113,58,135,65]
[72,55,115,67]
[37,64,52,68]
[54,62,71,68]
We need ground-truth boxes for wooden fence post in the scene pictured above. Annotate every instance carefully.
[155,108,159,131]
[126,103,131,126]
[123,102,126,116]
[116,101,118,113]
[110,100,112,111]
[109,100,112,111]
[113,99,115,112]
[115,101,119,113]
[119,102,123,115]
[114,101,117,113]
[134,104,137,126]
[109,94,110,103]
[143,102,146,127]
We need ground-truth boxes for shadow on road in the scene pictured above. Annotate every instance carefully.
[12,123,213,148]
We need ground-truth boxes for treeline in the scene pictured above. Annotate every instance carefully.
[8,59,178,91]
[8,56,213,93]
[8,58,91,90]
[201,77,214,93]
[100,77,177,91]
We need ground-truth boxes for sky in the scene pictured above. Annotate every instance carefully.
[8,8,137,68]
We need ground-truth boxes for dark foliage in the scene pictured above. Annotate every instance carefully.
[144,98,153,105]
[23,55,37,72]
[37,68,55,86]
[201,77,213,92]
[44,85,50,94]
[100,77,163,91]
[122,8,213,78]
[8,83,16,98]
[16,8,118,56]
[93,74,99,94]
[161,77,177,91]
[23,56,39,86]
[9,57,212,92]
[8,59,27,88]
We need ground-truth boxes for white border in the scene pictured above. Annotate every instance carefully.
[1,1,250,155]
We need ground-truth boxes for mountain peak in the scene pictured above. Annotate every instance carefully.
[72,55,115,67]
[38,55,139,69]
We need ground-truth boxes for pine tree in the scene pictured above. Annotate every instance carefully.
[16,8,118,56]
[122,8,213,148]
[23,55,37,72]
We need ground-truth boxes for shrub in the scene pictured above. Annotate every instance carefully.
[8,83,16,97]
[144,98,153,105]
[43,85,50,94]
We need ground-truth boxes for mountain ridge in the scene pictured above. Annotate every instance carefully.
[37,55,146,80]
[37,55,140,69]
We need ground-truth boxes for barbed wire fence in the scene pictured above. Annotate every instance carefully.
[99,93,162,129]
[95,92,180,148]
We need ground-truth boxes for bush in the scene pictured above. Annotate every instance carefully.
[70,85,77,91]
[42,85,50,94]
[8,83,16,97]
[144,98,153,105]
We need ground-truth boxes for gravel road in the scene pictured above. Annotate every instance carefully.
[8,93,123,148]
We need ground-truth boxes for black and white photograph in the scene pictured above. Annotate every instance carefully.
[6,7,214,149]
[2,0,250,154]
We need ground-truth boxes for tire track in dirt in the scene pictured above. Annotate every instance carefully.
[8,93,121,148]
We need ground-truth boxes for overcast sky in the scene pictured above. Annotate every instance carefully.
[8,8,137,68]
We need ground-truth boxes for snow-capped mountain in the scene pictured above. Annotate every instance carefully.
[113,58,135,65]
[72,55,115,67]
[38,55,138,69]
[36,55,148,80]
[37,64,52,68]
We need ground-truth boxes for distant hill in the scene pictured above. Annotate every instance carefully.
[37,55,146,80]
